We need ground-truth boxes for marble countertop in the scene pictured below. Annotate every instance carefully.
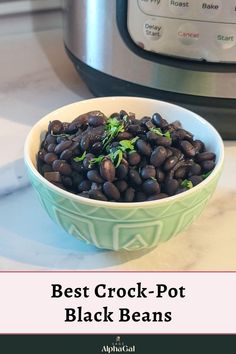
[0,26,236,271]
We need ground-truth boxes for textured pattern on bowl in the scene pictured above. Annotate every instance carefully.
[24,97,224,251]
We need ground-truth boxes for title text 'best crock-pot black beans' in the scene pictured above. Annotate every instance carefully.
[37,110,216,202]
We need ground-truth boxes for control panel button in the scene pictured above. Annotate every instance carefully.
[177,23,200,45]
[143,18,163,40]
[198,1,222,18]
[138,0,161,16]
[168,0,191,15]
[216,29,236,49]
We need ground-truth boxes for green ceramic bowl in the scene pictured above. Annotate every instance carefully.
[24,97,224,251]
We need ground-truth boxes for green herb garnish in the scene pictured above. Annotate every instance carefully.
[90,137,139,168]
[202,171,212,179]
[150,127,171,140]
[102,117,125,149]
[89,155,105,167]
[110,149,123,167]
[181,179,193,189]
[73,151,86,162]
[119,137,138,151]
[108,137,138,167]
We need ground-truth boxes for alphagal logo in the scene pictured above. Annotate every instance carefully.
[101,336,136,353]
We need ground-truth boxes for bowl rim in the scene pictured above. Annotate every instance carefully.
[24,96,224,209]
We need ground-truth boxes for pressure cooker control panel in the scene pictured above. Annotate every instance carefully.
[127,0,236,62]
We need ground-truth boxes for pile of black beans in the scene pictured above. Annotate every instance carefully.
[37,110,216,202]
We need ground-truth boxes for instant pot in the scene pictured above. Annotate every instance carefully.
[63,0,236,139]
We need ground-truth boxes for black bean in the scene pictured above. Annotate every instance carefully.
[135,191,146,202]
[189,175,203,186]
[41,164,53,174]
[140,116,150,125]
[114,180,128,193]
[60,149,73,160]
[56,135,68,144]
[71,159,85,173]
[80,133,91,151]
[88,114,106,127]
[83,153,95,171]
[164,179,179,195]
[145,119,156,130]
[140,165,156,180]
[100,158,116,182]
[89,189,108,201]
[147,193,168,201]
[67,123,78,134]
[117,132,133,140]
[62,122,70,133]
[138,157,148,169]
[142,179,160,195]
[38,149,47,161]
[38,109,217,203]
[52,160,72,175]
[49,120,63,134]
[163,156,178,171]
[128,151,141,166]
[72,114,89,128]
[71,171,84,187]
[119,110,128,119]
[179,140,196,157]
[54,140,72,155]
[146,131,159,143]
[169,147,184,160]
[44,171,61,183]
[171,128,193,142]
[175,166,188,179]
[62,176,73,188]
[127,124,140,134]
[124,187,135,202]
[129,169,142,186]
[167,121,182,132]
[87,170,104,183]
[150,146,167,167]
[51,159,61,171]
[90,141,103,155]
[166,148,173,158]
[155,168,165,183]
[103,182,120,201]
[60,163,72,176]
[47,143,56,153]
[152,113,168,128]
[188,163,201,177]
[45,134,57,145]
[44,152,58,165]
[136,139,152,156]
[78,179,92,192]
[155,136,172,147]
[192,139,205,153]
[116,163,128,179]
[196,152,216,162]
[201,160,215,173]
